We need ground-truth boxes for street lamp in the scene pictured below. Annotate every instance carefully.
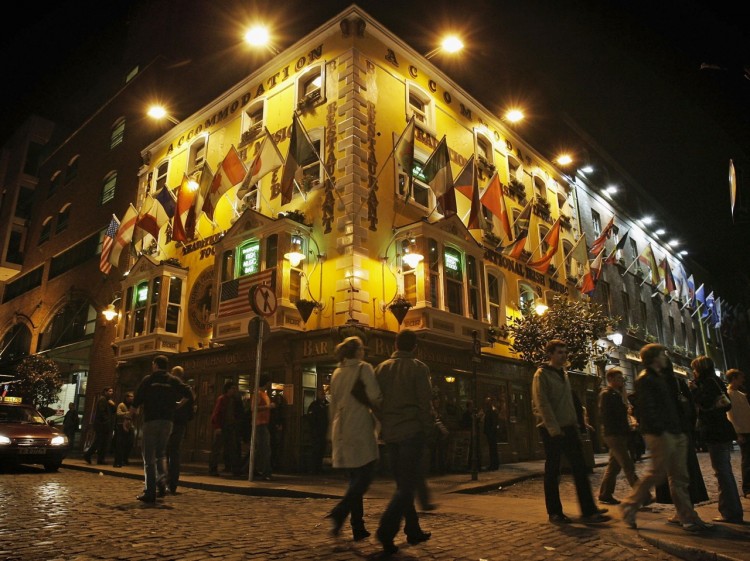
[101,296,122,322]
[147,105,180,125]
[504,108,524,123]
[425,35,464,59]
[244,24,279,55]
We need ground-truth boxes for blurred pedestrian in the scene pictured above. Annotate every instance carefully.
[726,369,750,499]
[375,329,432,556]
[598,369,639,505]
[113,392,134,467]
[692,356,743,523]
[531,339,610,524]
[167,366,196,493]
[62,402,78,447]
[208,381,243,476]
[83,387,115,465]
[325,336,382,542]
[131,355,193,504]
[252,374,274,481]
[307,388,329,474]
[483,396,500,471]
[269,390,286,471]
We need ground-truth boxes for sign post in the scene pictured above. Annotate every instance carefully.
[247,284,276,482]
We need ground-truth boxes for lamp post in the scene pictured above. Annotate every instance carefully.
[471,330,481,481]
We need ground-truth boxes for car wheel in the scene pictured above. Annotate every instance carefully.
[44,461,62,472]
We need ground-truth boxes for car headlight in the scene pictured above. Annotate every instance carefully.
[0,435,10,445]
[50,435,67,446]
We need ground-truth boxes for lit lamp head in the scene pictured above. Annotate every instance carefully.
[284,235,306,268]
[401,238,424,269]
[607,331,623,346]
[534,300,549,316]
[102,304,118,322]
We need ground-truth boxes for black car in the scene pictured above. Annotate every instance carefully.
[0,398,70,471]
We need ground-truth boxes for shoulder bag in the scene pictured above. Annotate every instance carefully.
[350,364,373,409]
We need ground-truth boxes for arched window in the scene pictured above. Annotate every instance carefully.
[101,171,117,204]
[39,217,52,244]
[38,299,96,351]
[64,155,80,184]
[519,282,536,312]
[406,82,434,130]
[187,135,207,176]
[562,240,574,278]
[533,175,547,199]
[487,270,506,326]
[242,98,266,143]
[0,323,32,362]
[56,204,71,233]
[297,65,325,109]
[48,171,62,197]
[154,160,169,192]
[110,117,126,149]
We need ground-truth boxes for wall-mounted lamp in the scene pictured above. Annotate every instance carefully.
[401,238,424,269]
[534,300,549,316]
[102,296,122,322]
[606,330,623,346]
[444,376,456,383]
[284,235,306,267]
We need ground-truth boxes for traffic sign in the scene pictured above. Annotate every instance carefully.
[249,284,277,317]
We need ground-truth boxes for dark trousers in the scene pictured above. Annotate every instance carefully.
[167,422,187,491]
[113,425,133,466]
[85,425,112,463]
[310,430,327,473]
[540,425,598,517]
[330,461,376,532]
[485,432,499,470]
[377,434,426,543]
[738,435,750,496]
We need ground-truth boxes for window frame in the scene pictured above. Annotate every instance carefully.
[101,171,117,205]
[405,81,435,132]
[110,117,126,149]
[296,64,326,109]
[55,204,71,233]
[64,155,80,185]
[187,135,207,176]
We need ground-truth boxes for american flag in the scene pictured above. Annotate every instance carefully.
[100,215,120,274]
[218,268,275,317]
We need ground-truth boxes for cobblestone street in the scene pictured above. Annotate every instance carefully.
[0,459,691,561]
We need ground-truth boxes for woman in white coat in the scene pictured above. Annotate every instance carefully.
[326,336,383,541]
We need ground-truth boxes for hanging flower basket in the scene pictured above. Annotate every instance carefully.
[295,299,320,324]
[388,296,412,326]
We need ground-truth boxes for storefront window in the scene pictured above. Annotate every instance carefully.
[487,272,503,326]
[166,277,182,333]
[444,246,463,315]
[148,277,162,333]
[133,281,149,336]
[237,240,261,277]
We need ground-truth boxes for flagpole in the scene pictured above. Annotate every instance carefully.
[716,321,731,370]
[621,258,638,277]
[293,113,344,207]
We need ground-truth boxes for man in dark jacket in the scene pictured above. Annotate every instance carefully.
[83,387,115,465]
[598,369,638,504]
[131,355,193,503]
[375,329,433,556]
[619,344,712,531]
[166,366,196,493]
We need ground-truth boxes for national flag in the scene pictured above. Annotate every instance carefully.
[193,163,214,224]
[658,258,677,296]
[637,243,660,285]
[280,114,321,205]
[714,297,723,328]
[109,204,138,267]
[581,251,604,295]
[217,268,275,317]
[565,234,589,278]
[706,291,716,323]
[503,229,528,259]
[604,230,629,264]
[686,274,696,308]
[512,199,532,234]
[136,187,175,240]
[481,173,512,240]
[394,116,415,188]
[100,215,120,274]
[590,216,615,255]
[454,157,484,230]
[694,284,709,318]
[203,146,247,219]
[527,219,561,274]
[237,130,284,200]
[173,174,197,243]
[421,136,456,216]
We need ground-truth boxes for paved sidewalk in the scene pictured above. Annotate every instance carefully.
[63,451,750,561]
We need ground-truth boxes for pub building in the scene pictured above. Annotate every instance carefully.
[106,6,699,473]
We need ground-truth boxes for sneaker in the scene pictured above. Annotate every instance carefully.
[548,513,572,524]
[375,530,399,557]
[620,503,637,529]
[682,522,709,532]
[581,513,612,525]
[598,496,620,505]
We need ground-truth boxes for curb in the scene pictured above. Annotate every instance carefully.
[638,533,745,561]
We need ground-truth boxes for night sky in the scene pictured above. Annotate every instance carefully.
[1,0,748,301]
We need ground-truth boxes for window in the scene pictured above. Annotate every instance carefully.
[64,155,79,184]
[629,238,638,263]
[111,117,125,149]
[466,255,480,320]
[148,277,162,333]
[187,136,207,176]
[300,136,322,190]
[265,234,278,270]
[519,282,536,312]
[398,155,432,208]
[6,229,24,264]
[597,281,611,317]
[132,281,149,336]
[297,65,325,108]
[401,238,418,306]
[668,316,676,346]
[640,299,648,329]
[533,176,547,199]
[562,240,574,277]
[154,161,169,192]
[15,187,34,220]
[237,240,261,277]
[242,99,265,143]
[39,218,52,244]
[406,83,434,129]
[101,171,117,204]
[166,277,182,333]
[120,267,186,339]
[24,141,44,175]
[538,225,550,253]
[508,156,522,183]
[444,246,463,315]
[681,322,687,348]
[48,171,62,197]
[56,204,71,233]
[622,292,631,325]
[476,135,492,163]
[591,210,602,237]
[512,208,524,238]
[487,271,505,326]
[428,238,440,307]
[0,323,31,361]
[653,300,664,342]
[38,299,96,351]
[48,232,100,279]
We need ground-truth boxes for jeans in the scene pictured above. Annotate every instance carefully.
[599,434,638,499]
[141,419,173,497]
[167,422,187,491]
[85,425,112,463]
[707,441,744,521]
[114,425,133,466]
[329,461,376,533]
[622,432,698,524]
[738,435,750,496]
[254,424,272,476]
[540,425,598,517]
[377,434,426,543]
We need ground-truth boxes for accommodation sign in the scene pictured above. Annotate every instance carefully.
[484,248,568,295]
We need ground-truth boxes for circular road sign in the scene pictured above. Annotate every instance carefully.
[249,284,277,317]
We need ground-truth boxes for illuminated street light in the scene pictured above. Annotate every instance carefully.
[147,105,180,124]
[244,24,279,54]
[425,34,464,59]
[535,301,549,316]
[655,228,666,236]
[505,109,524,123]
[605,185,618,195]
[641,216,654,225]
[679,250,688,256]
[668,239,680,247]
[556,154,573,166]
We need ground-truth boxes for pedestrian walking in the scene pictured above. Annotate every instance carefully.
[131,355,193,504]
[208,381,243,476]
[113,392,134,467]
[83,387,115,465]
[598,369,639,505]
[691,356,743,523]
[726,369,750,499]
[251,374,275,481]
[619,344,713,532]
[374,329,432,557]
[325,336,383,542]
[531,339,610,524]
[62,402,78,447]
[166,366,196,493]
[307,388,329,474]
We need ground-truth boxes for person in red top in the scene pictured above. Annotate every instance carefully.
[252,374,274,481]
[208,381,242,476]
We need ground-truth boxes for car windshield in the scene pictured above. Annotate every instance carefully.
[0,405,47,424]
